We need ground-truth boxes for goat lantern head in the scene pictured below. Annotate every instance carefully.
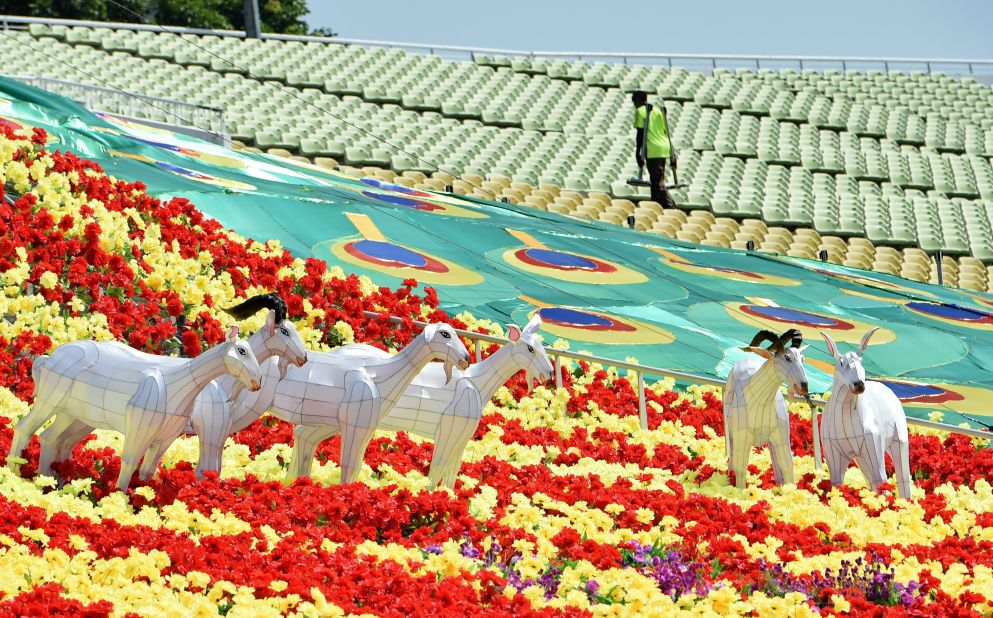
[743,328,810,396]
[224,294,309,369]
[266,313,308,369]
[422,322,471,384]
[821,327,879,395]
[222,326,263,392]
[507,314,554,393]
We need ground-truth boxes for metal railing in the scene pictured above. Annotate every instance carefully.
[6,75,228,145]
[363,311,992,447]
[2,15,992,75]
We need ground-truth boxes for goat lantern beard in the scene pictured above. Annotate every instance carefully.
[525,369,535,394]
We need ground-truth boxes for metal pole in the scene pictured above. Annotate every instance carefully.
[244,0,262,38]
[638,371,647,430]
[475,339,483,363]
[935,250,944,285]
[554,354,562,389]
[806,396,822,469]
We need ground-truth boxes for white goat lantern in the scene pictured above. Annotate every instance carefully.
[820,328,913,499]
[39,295,310,480]
[268,322,471,484]
[724,329,809,489]
[290,315,554,488]
[175,294,307,478]
[8,326,262,491]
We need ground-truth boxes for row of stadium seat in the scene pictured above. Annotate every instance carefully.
[23,25,993,155]
[8,24,993,271]
[23,24,993,140]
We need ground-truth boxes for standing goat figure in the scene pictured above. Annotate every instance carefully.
[9,326,262,491]
[820,328,912,499]
[41,294,310,480]
[290,315,554,488]
[724,328,809,488]
[270,322,471,484]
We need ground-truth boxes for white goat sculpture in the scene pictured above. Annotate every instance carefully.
[167,294,307,478]
[289,315,554,488]
[820,328,913,499]
[724,328,809,488]
[41,295,309,480]
[268,322,471,484]
[8,326,262,491]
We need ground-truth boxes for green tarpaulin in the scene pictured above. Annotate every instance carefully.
[4,77,993,427]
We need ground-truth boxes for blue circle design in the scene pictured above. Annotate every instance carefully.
[748,306,839,327]
[874,380,945,399]
[354,240,427,268]
[361,178,419,195]
[906,302,989,321]
[154,161,206,178]
[361,191,423,206]
[524,249,598,270]
[539,307,612,327]
[132,136,180,152]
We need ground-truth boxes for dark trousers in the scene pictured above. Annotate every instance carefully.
[647,157,676,209]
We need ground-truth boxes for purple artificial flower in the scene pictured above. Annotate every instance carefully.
[584,579,600,596]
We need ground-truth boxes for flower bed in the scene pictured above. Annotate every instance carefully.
[1,127,993,616]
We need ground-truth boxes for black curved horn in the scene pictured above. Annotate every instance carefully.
[779,328,803,348]
[749,329,784,353]
[224,293,287,323]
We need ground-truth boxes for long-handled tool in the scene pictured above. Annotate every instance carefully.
[627,102,688,190]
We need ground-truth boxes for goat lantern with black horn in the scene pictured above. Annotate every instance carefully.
[723,328,810,489]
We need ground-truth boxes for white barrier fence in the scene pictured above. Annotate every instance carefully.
[6,75,228,145]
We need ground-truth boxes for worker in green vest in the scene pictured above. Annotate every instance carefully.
[632,90,676,208]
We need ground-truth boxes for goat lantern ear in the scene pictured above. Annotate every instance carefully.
[859,327,880,354]
[422,323,439,342]
[820,331,840,360]
[226,325,240,342]
[741,346,773,360]
[507,324,522,342]
[266,309,277,336]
